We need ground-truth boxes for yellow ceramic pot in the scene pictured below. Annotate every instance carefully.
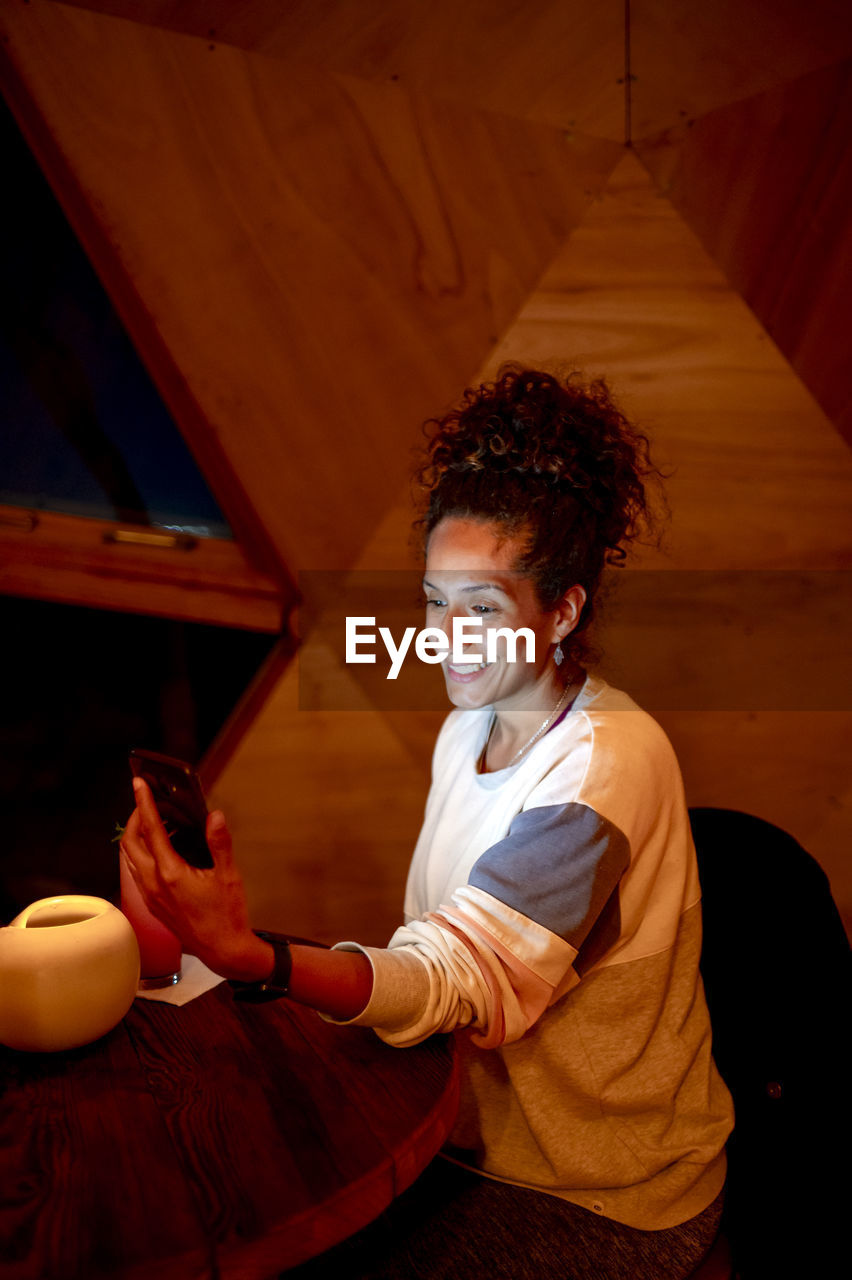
[0,895,141,1051]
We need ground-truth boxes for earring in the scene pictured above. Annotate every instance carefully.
[554,641,564,666]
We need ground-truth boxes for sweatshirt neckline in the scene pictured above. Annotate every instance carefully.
[471,672,594,788]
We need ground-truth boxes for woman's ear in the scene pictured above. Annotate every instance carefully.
[552,584,587,642]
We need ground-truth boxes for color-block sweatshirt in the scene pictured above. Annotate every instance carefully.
[334,674,734,1229]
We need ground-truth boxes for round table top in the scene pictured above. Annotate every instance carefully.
[0,979,459,1279]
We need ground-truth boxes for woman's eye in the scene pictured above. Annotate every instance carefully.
[425,598,445,609]
[471,604,495,615]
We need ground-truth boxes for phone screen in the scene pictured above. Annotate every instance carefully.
[129,749,214,869]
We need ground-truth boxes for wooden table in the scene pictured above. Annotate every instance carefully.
[0,981,458,1279]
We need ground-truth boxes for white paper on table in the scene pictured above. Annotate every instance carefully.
[134,954,225,1006]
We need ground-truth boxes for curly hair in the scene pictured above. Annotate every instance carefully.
[415,364,667,661]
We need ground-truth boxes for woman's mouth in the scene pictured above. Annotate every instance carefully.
[445,660,493,684]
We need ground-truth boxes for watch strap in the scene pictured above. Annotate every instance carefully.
[229,930,292,1002]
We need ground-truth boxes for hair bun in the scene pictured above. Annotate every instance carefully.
[416,364,666,661]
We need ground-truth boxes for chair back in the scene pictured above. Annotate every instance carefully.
[689,808,851,1279]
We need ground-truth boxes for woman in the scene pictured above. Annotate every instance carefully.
[123,366,734,1278]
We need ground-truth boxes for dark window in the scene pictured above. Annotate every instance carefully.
[0,92,230,538]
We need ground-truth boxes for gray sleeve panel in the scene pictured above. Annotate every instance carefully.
[467,802,631,948]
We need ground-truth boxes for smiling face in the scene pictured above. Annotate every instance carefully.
[423,516,583,715]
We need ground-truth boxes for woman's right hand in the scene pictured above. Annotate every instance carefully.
[121,779,374,1017]
[120,777,273,982]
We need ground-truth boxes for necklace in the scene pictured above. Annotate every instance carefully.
[479,679,578,773]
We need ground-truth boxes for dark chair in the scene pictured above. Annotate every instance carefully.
[686,808,852,1279]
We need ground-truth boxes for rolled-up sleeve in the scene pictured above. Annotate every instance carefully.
[326,801,630,1048]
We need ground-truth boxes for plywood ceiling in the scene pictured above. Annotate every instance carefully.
[50,0,852,134]
[2,0,850,581]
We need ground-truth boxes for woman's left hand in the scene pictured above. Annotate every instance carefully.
[120,777,272,982]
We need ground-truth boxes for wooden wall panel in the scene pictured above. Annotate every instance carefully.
[59,0,852,143]
[477,152,852,933]
[208,154,851,946]
[636,59,852,448]
[4,1,849,945]
[486,152,852,570]
[1,0,621,573]
[57,0,626,138]
[0,507,283,630]
[630,0,852,137]
[209,659,431,946]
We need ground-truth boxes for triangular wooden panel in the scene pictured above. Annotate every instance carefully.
[56,0,627,139]
[484,151,852,569]
[474,150,852,931]
[1,0,622,574]
[629,0,852,137]
[636,59,852,448]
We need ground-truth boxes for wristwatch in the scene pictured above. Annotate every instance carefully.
[228,930,292,1002]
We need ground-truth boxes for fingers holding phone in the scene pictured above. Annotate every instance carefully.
[120,779,204,937]
[128,749,213,869]
[121,756,256,975]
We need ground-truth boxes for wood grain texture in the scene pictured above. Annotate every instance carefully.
[3,1,850,952]
[55,0,627,138]
[0,36,291,594]
[209,657,432,947]
[485,151,852,570]
[126,987,458,1276]
[56,0,852,143]
[593,570,851,712]
[0,506,283,630]
[478,149,852,932]
[636,59,852,448]
[200,633,299,788]
[0,0,621,575]
[656,710,852,915]
[207,153,852,945]
[0,1021,212,1280]
[629,0,852,138]
[0,983,457,1279]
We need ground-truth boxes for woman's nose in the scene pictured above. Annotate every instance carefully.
[442,606,469,635]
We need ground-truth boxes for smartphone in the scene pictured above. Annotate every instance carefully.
[128,749,214,869]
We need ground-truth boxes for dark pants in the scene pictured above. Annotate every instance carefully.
[284,1158,724,1279]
